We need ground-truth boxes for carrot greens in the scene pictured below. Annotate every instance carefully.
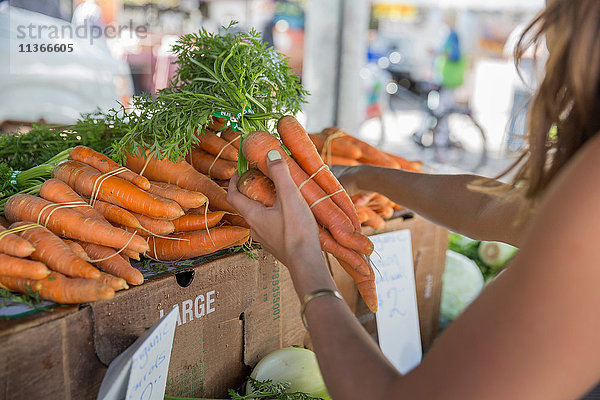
[116,23,307,173]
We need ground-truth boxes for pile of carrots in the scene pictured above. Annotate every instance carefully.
[0,145,250,305]
[235,116,379,313]
[352,192,402,231]
[310,126,420,231]
[310,126,423,172]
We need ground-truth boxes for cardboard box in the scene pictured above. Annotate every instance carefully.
[0,215,446,398]
[0,250,306,399]
[328,212,448,351]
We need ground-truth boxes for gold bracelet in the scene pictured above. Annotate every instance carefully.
[300,289,343,330]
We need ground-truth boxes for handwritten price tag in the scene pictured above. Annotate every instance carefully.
[370,229,422,374]
[97,307,178,400]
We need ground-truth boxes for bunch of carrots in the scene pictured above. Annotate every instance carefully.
[352,191,402,231]
[234,116,379,313]
[310,126,420,231]
[310,126,423,172]
[0,145,250,305]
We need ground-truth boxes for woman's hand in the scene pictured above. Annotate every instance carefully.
[328,165,364,196]
[226,150,322,268]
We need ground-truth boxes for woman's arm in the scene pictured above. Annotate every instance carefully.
[229,143,600,400]
[333,165,527,246]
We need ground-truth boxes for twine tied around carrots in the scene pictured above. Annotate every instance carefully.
[321,129,348,165]
[0,223,44,242]
[89,167,128,208]
[207,135,239,179]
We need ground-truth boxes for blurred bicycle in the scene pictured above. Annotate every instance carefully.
[383,65,487,173]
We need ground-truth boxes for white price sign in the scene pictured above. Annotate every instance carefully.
[97,307,178,400]
[371,229,422,374]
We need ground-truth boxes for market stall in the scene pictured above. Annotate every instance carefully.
[0,24,447,399]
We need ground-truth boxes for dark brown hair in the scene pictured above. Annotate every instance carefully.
[476,0,600,206]
[476,0,600,205]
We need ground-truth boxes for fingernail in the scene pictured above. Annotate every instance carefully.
[267,150,281,161]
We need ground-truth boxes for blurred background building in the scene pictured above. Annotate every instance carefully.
[1,0,546,175]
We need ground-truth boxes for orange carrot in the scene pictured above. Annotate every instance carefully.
[336,257,378,313]
[125,151,235,213]
[195,129,239,161]
[145,226,250,261]
[351,192,377,207]
[93,200,142,229]
[356,207,370,224]
[214,179,230,190]
[0,275,42,294]
[278,116,362,231]
[222,214,250,229]
[147,181,207,209]
[321,127,398,168]
[70,145,151,190]
[207,116,227,131]
[391,202,403,210]
[367,193,391,209]
[237,168,277,206]
[318,228,370,276]
[5,194,149,254]
[323,155,360,166]
[171,212,226,233]
[384,152,423,172]
[312,130,362,159]
[236,163,372,278]
[0,224,36,258]
[97,271,129,291]
[12,222,101,279]
[116,225,151,237]
[186,147,237,180]
[78,242,144,285]
[357,156,399,168]
[131,212,175,235]
[220,127,241,149]
[37,271,115,303]
[40,178,107,222]
[0,253,50,280]
[186,205,207,215]
[374,205,394,219]
[362,207,385,230]
[52,160,184,220]
[242,130,373,256]
[62,239,90,261]
[121,248,140,261]
[0,215,9,228]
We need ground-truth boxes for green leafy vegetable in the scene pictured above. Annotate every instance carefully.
[0,110,128,171]
[0,285,45,310]
[164,378,324,400]
[115,23,307,173]
[0,148,72,215]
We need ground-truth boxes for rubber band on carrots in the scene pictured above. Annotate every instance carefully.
[89,167,128,207]
[36,202,94,227]
[321,130,347,165]
[86,232,138,262]
[0,223,43,242]
[207,135,240,178]
[309,188,345,209]
[298,165,328,191]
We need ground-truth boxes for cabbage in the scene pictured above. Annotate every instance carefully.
[248,347,331,399]
[441,250,484,321]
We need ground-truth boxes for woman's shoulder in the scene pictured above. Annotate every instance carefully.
[525,134,600,253]
[544,134,600,200]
